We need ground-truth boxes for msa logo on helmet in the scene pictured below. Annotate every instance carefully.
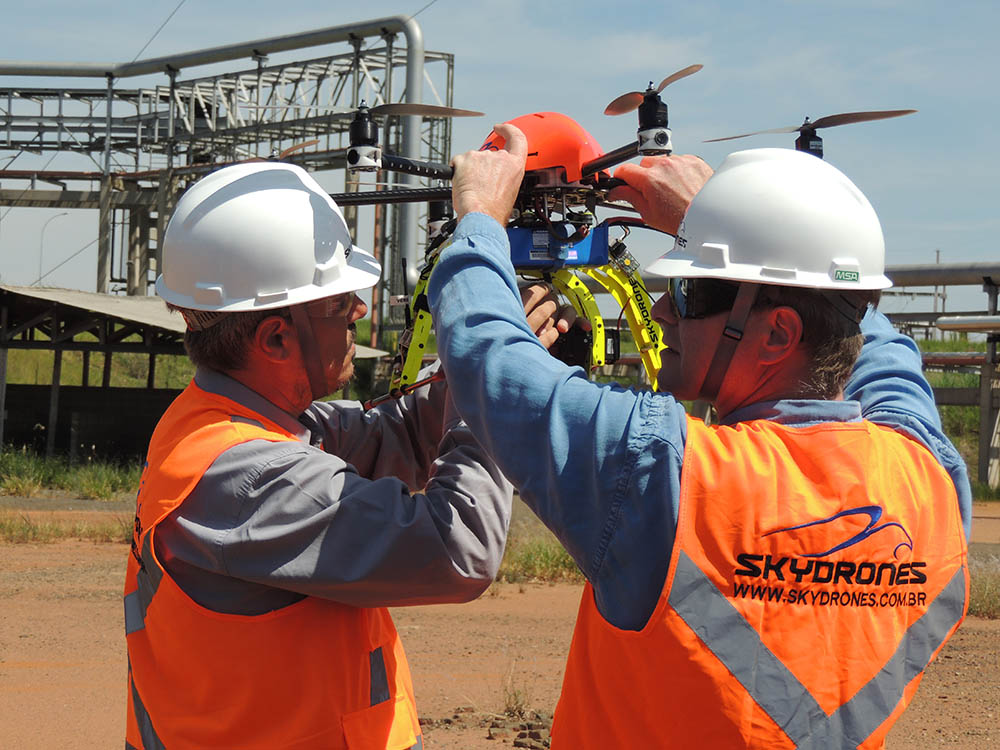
[480,139,499,152]
[833,268,860,283]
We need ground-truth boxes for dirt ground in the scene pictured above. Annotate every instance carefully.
[1,503,998,749]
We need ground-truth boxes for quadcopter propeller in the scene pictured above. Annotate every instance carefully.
[278,140,320,159]
[368,102,483,118]
[704,109,917,142]
[243,102,483,118]
[604,64,703,116]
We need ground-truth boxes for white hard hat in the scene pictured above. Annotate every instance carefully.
[647,148,892,290]
[156,162,381,311]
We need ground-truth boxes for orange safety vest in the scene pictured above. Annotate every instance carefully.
[124,382,421,750]
[553,417,968,749]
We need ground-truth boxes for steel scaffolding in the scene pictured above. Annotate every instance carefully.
[0,18,456,343]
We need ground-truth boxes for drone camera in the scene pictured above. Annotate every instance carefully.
[637,126,672,155]
[347,145,382,172]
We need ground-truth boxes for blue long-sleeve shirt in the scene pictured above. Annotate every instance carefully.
[428,212,973,631]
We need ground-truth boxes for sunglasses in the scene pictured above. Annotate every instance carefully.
[667,278,742,319]
[304,293,357,319]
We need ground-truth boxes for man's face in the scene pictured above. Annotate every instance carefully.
[304,292,369,392]
[651,278,740,401]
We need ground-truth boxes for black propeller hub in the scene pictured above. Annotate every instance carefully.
[349,105,379,148]
[795,127,823,159]
[638,92,669,131]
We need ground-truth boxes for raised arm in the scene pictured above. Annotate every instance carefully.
[846,307,973,534]
[428,126,691,630]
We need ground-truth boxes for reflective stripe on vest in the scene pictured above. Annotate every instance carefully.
[124,534,161,635]
[669,550,967,748]
[129,657,166,750]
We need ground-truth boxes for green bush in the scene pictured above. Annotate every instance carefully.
[0,446,138,500]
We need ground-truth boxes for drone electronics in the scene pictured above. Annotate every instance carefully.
[704,109,917,158]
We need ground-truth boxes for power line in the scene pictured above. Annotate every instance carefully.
[34,238,97,286]
[0,151,60,224]
[362,0,442,52]
[408,0,443,20]
[131,0,189,63]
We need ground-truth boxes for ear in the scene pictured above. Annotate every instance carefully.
[758,306,803,366]
[251,315,298,365]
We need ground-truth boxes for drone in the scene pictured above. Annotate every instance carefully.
[281,69,916,406]
[704,109,917,159]
[328,66,706,406]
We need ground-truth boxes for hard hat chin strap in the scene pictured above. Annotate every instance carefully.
[698,283,760,404]
[288,305,330,403]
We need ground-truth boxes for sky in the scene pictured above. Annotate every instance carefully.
[0,0,996,315]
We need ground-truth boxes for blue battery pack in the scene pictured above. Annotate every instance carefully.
[508,223,609,269]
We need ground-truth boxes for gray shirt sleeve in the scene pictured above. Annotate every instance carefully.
[155,367,513,614]
[302,361,453,490]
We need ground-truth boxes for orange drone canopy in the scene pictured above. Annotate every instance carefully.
[479,111,606,183]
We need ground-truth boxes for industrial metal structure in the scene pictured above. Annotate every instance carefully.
[0,17,456,342]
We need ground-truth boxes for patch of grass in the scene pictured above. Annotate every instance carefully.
[59,462,142,500]
[498,537,583,584]
[972,482,1000,502]
[499,499,583,584]
[0,445,138,500]
[968,554,1000,619]
[6,347,194,390]
[0,513,131,544]
[0,446,57,495]
[500,661,532,720]
[918,337,987,354]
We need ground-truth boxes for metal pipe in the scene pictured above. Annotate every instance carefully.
[882,262,1000,288]
[637,262,1000,294]
[397,18,424,290]
[935,315,1000,334]
[0,16,426,79]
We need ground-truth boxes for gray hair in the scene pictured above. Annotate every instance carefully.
[168,304,289,372]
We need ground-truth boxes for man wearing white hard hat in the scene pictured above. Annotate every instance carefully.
[429,130,970,748]
[123,161,563,749]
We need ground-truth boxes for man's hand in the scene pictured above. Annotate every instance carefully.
[451,123,527,224]
[608,154,714,235]
[520,283,578,351]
